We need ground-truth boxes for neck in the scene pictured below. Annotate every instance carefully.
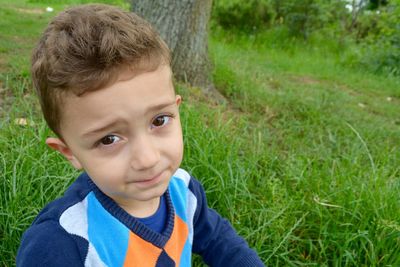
[118,197,161,218]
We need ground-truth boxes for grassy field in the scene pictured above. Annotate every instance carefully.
[1,1,400,266]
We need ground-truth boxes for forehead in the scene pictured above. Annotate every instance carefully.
[59,65,175,132]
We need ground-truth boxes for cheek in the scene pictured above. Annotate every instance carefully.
[174,131,184,163]
[82,152,129,183]
[165,127,184,164]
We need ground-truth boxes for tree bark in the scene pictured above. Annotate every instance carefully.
[131,0,225,103]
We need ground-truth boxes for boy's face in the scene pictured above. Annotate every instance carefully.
[47,65,183,217]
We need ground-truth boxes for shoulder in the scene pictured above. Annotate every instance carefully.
[170,168,191,185]
[170,168,203,193]
[17,173,92,266]
[31,172,91,224]
[168,168,200,225]
[168,168,205,210]
[17,220,87,266]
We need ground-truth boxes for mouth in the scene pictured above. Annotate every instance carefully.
[131,171,164,187]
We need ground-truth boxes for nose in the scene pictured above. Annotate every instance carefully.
[130,134,160,171]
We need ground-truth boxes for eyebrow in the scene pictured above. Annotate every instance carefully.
[81,100,176,138]
[146,100,176,114]
[81,120,122,138]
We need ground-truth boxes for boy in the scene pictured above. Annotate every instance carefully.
[17,4,264,267]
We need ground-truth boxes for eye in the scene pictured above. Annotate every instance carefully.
[151,114,172,128]
[99,135,120,146]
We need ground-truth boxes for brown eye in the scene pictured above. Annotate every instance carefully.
[152,115,170,128]
[100,135,120,146]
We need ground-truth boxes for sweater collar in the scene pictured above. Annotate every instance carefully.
[84,173,175,248]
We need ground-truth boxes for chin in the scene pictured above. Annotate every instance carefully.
[140,186,168,201]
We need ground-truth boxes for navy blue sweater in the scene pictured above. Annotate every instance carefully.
[17,168,264,266]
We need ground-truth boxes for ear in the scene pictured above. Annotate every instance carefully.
[176,95,182,107]
[46,137,83,170]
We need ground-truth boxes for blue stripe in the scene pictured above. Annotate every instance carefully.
[169,177,188,222]
[87,192,129,266]
[179,239,192,267]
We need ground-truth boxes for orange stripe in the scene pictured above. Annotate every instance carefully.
[123,232,162,267]
[164,215,189,266]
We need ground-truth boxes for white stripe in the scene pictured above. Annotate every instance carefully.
[59,196,107,266]
[173,168,191,186]
[187,190,197,245]
[59,197,89,239]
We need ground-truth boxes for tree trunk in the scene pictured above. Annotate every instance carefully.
[131,0,225,103]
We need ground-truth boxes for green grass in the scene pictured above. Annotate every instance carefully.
[209,28,400,265]
[1,1,400,266]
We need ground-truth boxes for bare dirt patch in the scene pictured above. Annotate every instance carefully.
[0,56,7,72]
[290,75,321,85]
[15,7,44,15]
[0,80,5,115]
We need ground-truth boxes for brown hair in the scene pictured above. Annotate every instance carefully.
[31,4,170,137]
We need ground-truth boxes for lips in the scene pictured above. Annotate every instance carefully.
[131,171,164,187]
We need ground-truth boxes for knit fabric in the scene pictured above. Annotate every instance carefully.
[137,194,167,233]
[17,168,264,266]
